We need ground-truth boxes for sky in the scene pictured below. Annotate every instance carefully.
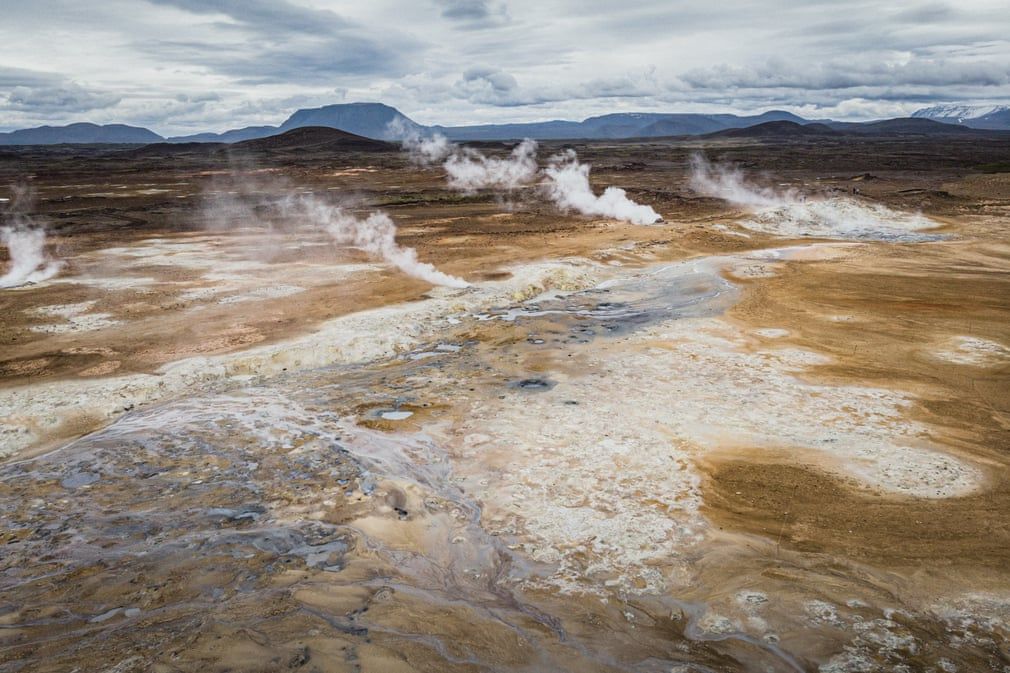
[2,0,1009,135]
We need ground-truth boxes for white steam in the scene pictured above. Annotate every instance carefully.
[400,133,663,224]
[1,189,63,289]
[283,196,469,288]
[544,150,662,225]
[740,199,937,240]
[401,131,455,166]
[402,129,539,192]
[199,166,468,288]
[688,154,937,240]
[388,118,450,165]
[688,154,788,208]
[444,139,540,192]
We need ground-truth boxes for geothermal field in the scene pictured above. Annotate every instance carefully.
[1,130,1009,673]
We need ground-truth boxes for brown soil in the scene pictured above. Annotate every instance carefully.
[2,135,1010,672]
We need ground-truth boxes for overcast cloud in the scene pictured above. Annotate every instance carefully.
[2,0,1008,134]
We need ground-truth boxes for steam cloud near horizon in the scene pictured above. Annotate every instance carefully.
[200,172,468,289]
[688,154,789,209]
[688,154,936,240]
[445,139,540,192]
[400,130,662,225]
[200,159,469,288]
[544,150,662,226]
[0,187,63,289]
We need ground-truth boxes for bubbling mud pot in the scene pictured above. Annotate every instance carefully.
[2,242,1009,672]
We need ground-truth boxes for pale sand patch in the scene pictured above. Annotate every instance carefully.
[216,285,305,304]
[0,260,601,459]
[755,328,790,338]
[434,252,982,598]
[618,319,981,499]
[933,336,1009,366]
[447,314,981,596]
[27,301,98,318]
[55,276,158,291]
[26,301,121,334]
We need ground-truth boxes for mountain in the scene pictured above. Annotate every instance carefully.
[5,103,1008,148]
[232,126,393,152]
[168,125,279,143]
[430,119,584,141]
[179,105,807,143]
[638,116,726,137]
[165,103,420,143]
[827,117,984,135]
[584,113,726,138]
[163,105,814,144]
[435,109,810,140]
[278,102,420,140]
[912,104,1010,131]
[0,122,163,145]
[703,120,839,139]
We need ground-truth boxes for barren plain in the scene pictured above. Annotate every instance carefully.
[1,133,1009,672]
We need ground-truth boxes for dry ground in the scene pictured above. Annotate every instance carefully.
[1,135,1009,671]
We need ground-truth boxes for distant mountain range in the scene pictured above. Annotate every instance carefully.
[166,102,421,143]
[165,106,813,143]
[1,101,1008,146]
[125,126,395,159]
[430,110,811,140]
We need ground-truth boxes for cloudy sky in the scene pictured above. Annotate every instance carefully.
[3,0,1009,134]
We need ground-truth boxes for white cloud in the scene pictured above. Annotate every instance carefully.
[0,0,1007,133]
[434,0,509,28]
[4,83,120,114]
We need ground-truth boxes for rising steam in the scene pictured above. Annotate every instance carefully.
[401,129,539,191]
[544,150,662,225]
[444,139,540,193]
[0,187,63,289]
[283,196,469,288]
[688,154,788,208]
[401,131,455,166]
[399,131,662,224]
[199,164,468,289]
[688,154,936,240]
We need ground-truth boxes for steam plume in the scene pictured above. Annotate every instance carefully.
[401,130,455,166]
[444,139,539,192]
[283,196,469,288]
[401,128,539,192]
[688,154,788,208]
[688,154,935,240]
[198,163,467,288]
[0,187,63,289]
[398,132,663,224]
[543,150,662,225]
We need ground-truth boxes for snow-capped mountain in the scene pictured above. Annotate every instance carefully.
[912,104,1010,130]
